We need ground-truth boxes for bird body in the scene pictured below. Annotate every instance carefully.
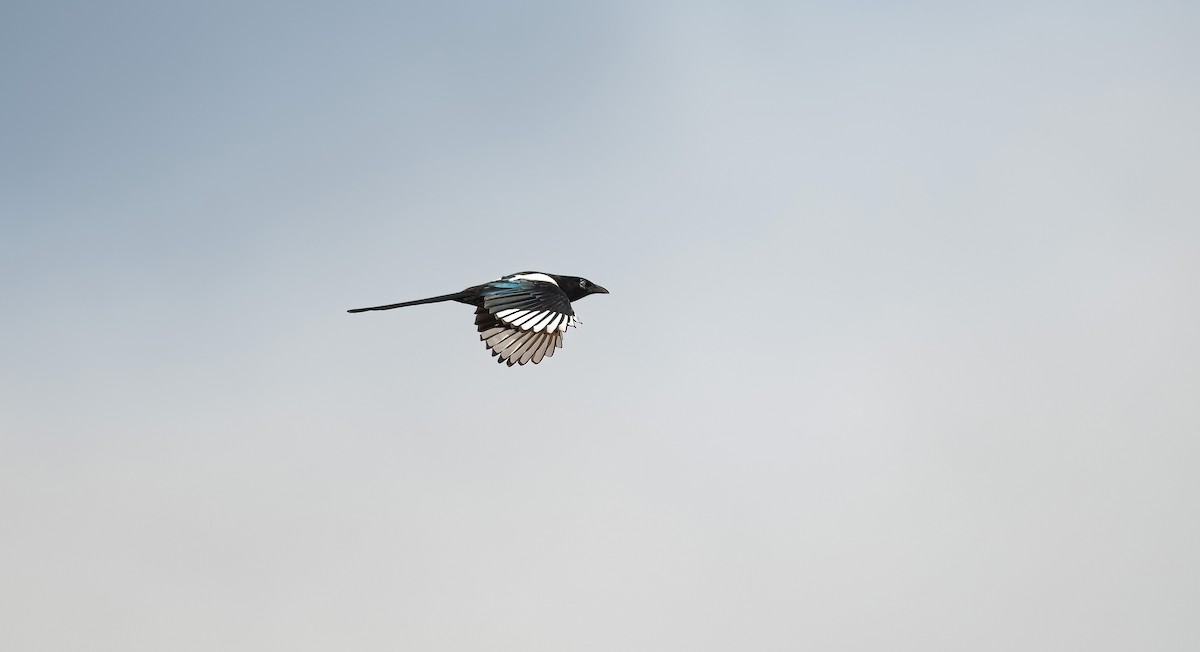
[349,272,608,366]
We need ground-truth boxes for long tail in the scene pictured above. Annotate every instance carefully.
[347,291,473,313]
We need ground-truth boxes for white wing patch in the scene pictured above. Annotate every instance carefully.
[496,308,577,332]
[531,311,557,332]
[510,272,558,285]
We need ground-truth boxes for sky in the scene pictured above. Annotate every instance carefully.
[2,1,1199,650]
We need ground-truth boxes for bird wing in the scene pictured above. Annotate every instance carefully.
[474,278,579,366]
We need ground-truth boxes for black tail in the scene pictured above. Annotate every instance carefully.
[347,291,474,313]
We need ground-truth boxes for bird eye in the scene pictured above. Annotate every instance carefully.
[579,279,588,287]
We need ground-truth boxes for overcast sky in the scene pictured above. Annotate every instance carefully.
[2,1,1198,650]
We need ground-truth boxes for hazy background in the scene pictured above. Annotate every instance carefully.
[2,1,1198,650]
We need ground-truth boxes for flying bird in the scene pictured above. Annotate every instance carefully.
[348,272,609,366]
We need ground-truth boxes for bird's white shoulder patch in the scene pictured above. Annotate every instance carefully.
[510,272,557,286]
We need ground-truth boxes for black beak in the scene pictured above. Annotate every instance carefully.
[592,285,609,295]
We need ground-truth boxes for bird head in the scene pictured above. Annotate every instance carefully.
[553,275,609,302]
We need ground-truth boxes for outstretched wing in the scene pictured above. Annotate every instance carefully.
[474,275,580,366]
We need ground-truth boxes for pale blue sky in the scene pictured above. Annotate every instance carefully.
[3,2,1199,650]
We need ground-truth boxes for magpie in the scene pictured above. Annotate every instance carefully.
[348,272,609,366]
